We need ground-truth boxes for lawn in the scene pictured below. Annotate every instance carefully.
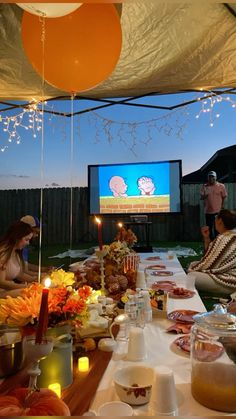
[29,241,223,311]
[29,241,203,271]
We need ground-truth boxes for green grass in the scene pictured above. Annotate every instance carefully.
[29,241,226,311]
[29,241,203,271]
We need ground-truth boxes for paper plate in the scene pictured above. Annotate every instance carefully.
[168,287,195,299]
[168,310,200,324]
[145,256,161,261]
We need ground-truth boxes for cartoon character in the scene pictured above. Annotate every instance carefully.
[137,176,156,195]
[109,176,128,197]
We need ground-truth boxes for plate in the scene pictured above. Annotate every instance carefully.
[151,280,176,291]
[145,256,161,261]
[168,310,200,324]
[166,322,193,334]
[150,270,173,277]
[168,287,195,299]
[146,264,166,270]
[173,335,191,353]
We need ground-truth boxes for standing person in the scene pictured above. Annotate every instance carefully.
[200,171,227,240]
[0,221,38,297]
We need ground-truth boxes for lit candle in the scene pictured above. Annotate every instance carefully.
[117,222,123,229]
[35,277,51,344]
[48,382,61,398]
[78,356,89,372]
[95,216,103,250]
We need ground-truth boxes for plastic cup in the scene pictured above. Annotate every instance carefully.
[150,366,178,416]
[126,327,147,361]
[97,401,133,416]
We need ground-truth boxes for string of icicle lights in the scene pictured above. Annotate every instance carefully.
[1,91,236,152]
[0,100,55,152]
[195,91,236,127]
[86,106,189,156]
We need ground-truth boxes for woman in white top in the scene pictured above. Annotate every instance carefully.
[0,221,38,297]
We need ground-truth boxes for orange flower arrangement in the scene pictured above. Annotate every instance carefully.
[0,270,92,329]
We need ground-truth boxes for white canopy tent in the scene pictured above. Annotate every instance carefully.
[0,2,236,103]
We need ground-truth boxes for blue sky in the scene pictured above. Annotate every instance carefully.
[0,92,235,190]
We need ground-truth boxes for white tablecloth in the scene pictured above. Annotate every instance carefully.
[91,252,233,416]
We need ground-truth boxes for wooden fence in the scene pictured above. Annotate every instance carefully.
[0,183,235,245]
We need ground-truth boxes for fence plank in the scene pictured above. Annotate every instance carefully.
[0,184,235,245]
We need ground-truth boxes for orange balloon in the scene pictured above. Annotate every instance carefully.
[21,4,122,92]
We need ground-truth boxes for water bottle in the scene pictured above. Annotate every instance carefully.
[141,290,152,323]
[124,295,137,328]
[135,292,145,328]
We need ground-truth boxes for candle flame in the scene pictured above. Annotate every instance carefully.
[117,222,123,228]
[44,277,51,288]
[95,216,101,225]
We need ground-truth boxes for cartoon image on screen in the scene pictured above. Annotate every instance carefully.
[88,160,182,215]
[137,176,156,195]
[109,176,128,197]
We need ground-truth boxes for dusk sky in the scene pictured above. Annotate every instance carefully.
[0,91,236,190]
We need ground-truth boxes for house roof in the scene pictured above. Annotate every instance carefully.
[182,145,236,183]
[1,2,236,101]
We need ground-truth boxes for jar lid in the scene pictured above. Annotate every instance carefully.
[193,304,236,333]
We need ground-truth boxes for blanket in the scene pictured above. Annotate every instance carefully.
[189,231,236,290]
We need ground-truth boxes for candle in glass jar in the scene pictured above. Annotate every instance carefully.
[78,356,89,372]
[35,277,51,344]
[95,216,103,250]
[48,382,61,398]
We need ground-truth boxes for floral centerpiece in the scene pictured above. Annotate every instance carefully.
[74,228,139,297]
[0,269,92,331]
[114,226,137,247]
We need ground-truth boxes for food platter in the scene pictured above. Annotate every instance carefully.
[168,287,195,299]
[151,280,176,291]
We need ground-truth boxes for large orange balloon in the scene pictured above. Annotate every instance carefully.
[21,4,122,92]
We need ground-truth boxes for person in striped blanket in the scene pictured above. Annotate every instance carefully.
[188,209,236,294]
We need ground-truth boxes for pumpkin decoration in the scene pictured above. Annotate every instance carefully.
[0,388,70,416]
[83,338,96,352]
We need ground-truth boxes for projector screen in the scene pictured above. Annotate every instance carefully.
[88,160,182,215]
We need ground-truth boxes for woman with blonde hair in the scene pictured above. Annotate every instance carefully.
[0,221,38,297]
[188,209,236,294]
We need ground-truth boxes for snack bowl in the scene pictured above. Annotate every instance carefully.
[113,365,154,405]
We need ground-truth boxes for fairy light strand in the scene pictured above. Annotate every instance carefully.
[195,90,236,127]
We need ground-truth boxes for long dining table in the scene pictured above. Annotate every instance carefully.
[89,251,233,416]
[0,251,233,416]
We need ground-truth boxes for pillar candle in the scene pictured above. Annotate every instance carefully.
[95,216,103,250]
[35,278,51,344]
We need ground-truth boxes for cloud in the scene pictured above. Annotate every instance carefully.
[0,174,30,178]
[51,182,60,186]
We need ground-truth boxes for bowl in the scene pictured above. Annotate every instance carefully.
[113,365,154,405]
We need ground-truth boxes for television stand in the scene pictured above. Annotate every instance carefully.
[125,221,152,253]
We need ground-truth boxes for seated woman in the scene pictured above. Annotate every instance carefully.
[188,209,236,294]
[0,221,38,298]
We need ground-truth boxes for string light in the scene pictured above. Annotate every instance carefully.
[194,90,236,127]
[0,100,54,152]
[86,107,189,156]
[1,90,235,153]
